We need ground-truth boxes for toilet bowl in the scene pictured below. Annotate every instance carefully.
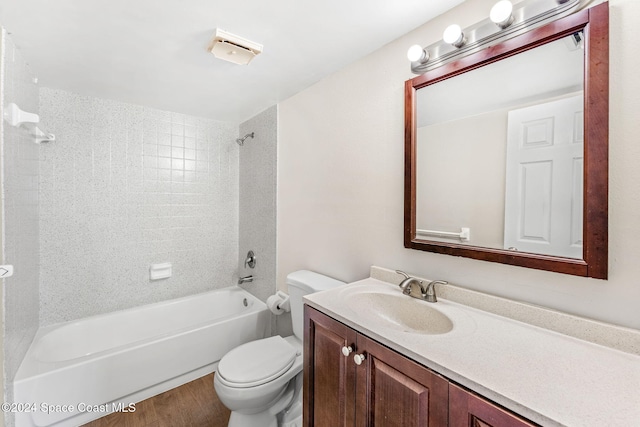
[214,270,345,427]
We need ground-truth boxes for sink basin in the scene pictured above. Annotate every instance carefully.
[345,292,454,335]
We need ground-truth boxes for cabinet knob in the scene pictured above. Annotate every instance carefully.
[341,345,353,357]
[353,353,366,365]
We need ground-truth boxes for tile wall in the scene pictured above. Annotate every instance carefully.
[238,106,278,303]
[237,106,288,335]
[38,88,239,325]
[1,29,40,425]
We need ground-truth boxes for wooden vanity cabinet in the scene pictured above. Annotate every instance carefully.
[304,306,448,427]
[304,306,537,427]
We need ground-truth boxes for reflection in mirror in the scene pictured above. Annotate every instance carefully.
[416,33,584,259]
[404,3,608,279]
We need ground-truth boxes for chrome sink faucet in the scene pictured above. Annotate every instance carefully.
[396,270,424,296]
[395,270,448,303]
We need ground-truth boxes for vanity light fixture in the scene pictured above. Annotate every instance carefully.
[407,0,581,74]
[407,44,429,63]
[443,24,466,48]
[490,0,515,29]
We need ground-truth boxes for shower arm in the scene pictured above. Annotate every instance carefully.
[236,132,255,145]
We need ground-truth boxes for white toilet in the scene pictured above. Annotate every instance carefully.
[214,270,345,427]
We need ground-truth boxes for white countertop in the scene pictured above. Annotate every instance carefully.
[304,277,640,427]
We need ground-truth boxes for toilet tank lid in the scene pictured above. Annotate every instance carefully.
[286,270,345,292]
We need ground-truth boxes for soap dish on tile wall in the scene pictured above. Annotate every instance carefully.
[150,263,172,280]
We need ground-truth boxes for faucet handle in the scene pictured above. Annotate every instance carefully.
[395,270,410,279]
[423,280,448,302]
[244,250,257,269]
[396,270,423,286]
[430,280,448,288]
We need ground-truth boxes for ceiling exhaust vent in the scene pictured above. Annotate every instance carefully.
[208,29,263,65]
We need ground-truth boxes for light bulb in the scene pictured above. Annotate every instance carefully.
[407,45,428,63]
[443,24,465,48]
[490,1,514,29]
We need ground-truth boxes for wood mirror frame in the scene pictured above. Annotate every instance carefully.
[404,3,608,279]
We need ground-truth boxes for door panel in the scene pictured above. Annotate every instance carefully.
[449,383,538,427]
[370,359,430,427]
[355,334,448,427]
[518,160,553,243]
[304,306,357,427]
[504,94,584,258]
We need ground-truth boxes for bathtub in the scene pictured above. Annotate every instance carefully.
[13,286,269,427]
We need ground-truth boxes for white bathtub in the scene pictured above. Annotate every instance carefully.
[14,286,269,427]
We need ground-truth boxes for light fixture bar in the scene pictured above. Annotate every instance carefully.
[410,0,580,74]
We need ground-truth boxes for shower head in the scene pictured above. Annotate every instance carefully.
[236,132,255,146]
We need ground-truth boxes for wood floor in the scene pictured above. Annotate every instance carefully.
[82,373,230,427]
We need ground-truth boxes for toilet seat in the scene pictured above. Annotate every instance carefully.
[217,336,298,388]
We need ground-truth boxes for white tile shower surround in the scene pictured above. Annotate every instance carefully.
[238,105,277,304]
[1,30,40,422]
[38,88,239,325]
[238,106,285,335]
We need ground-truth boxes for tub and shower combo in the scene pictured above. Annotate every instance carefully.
[14,286,269,427]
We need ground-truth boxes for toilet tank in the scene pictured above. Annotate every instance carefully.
[287,270,345,341]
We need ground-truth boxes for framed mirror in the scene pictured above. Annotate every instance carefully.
[404,3,608,279]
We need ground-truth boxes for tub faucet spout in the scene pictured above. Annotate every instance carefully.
[238,275,253,285]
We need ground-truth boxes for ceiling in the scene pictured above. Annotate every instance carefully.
[418,33,584,127]
[0,0,465,123]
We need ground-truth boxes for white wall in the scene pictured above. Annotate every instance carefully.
[38,88,239,324]
[278,0,640,330]
[417,109,507,248]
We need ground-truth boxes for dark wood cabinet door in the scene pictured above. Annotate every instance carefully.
[304,306,358,427]
[355,334,449,427]
[449,383,538,427]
